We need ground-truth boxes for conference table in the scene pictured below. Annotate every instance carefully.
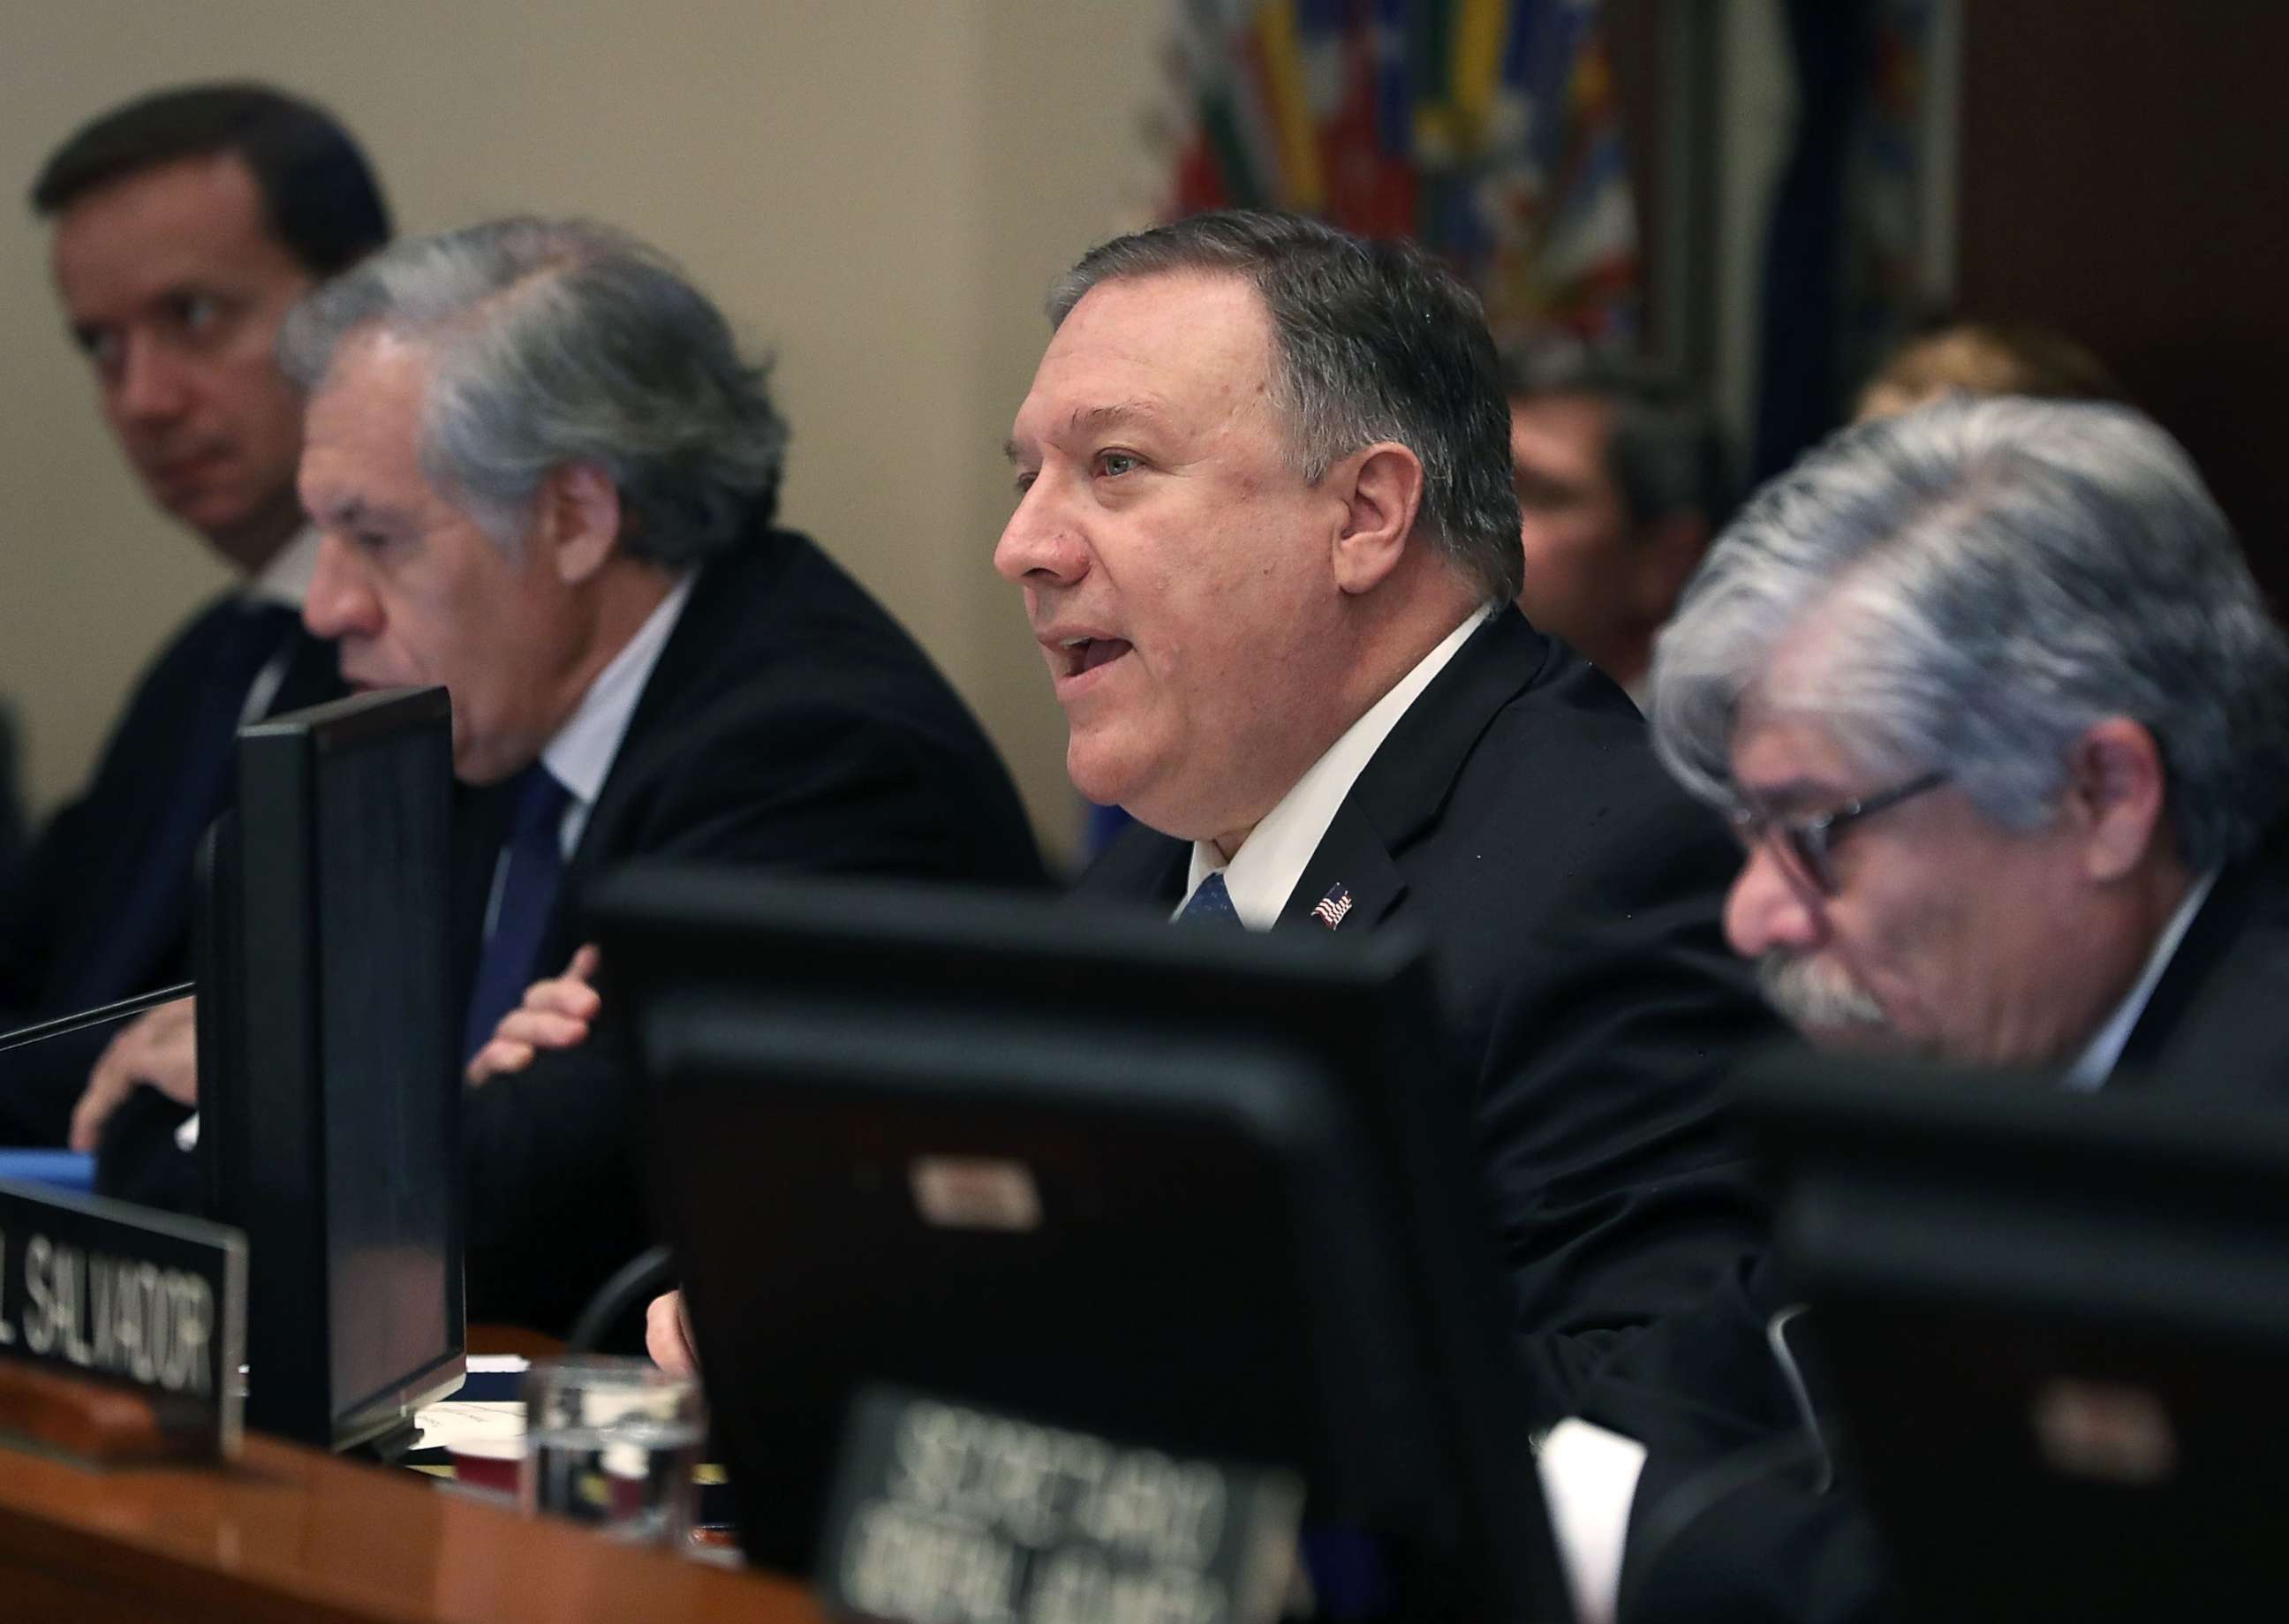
[0,1424,824,1622]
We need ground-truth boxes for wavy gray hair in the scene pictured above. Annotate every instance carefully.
[279,217,786,566]
[1650,395,2289,870]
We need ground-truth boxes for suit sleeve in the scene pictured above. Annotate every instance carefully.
[461,685,1042,1334]
[1466,773,1785,1409]
[1571,1255,1896,1624]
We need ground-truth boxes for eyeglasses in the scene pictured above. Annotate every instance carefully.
[1728,770,1948,896]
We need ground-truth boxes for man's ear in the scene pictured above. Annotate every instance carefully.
[2065,716,2171,883]
[537,462,623,586]
[1330,441,1425,596]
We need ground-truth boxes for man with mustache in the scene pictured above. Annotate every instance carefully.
[2,85,388,1144]
[1569,394,2289,1623]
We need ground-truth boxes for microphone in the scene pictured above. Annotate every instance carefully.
[0,983,195,1057]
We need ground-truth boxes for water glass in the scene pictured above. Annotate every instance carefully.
[520,1355,705,1546]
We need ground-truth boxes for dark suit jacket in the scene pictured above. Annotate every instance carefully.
[459,528,1046,1331]
[0,593,339,1144]
[1076,608,1782,1419]
[103,526,1045,1334]
[1591,822,2289,1624]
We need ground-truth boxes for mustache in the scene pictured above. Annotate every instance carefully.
[1756,952,1890,1036]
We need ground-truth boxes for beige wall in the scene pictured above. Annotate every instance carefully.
[1,0,1168,867]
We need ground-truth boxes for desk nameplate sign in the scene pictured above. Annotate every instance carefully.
[820,1385,1303,1624]
[0,1178,246,1462]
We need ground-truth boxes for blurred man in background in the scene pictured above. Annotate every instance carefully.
[0,84,388,1144]
[1502,350,1727,701]
[1853,318,2126,423]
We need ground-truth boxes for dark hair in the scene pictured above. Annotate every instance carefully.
[1050,210,1524,602]
[31,82,390,277]
[1501,346,1734,533]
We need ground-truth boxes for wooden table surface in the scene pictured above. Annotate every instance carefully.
[0,1430,825,1623]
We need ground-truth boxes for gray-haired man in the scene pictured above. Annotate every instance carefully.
[75,217,1044,1333]
[1571,395,2289,1623]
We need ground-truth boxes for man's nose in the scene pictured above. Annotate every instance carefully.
[993,478,1089,587]
[1723,842,1824,960]
[110,333,192,426]
[301,533,382,642]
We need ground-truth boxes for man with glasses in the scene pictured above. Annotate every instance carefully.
[1558,394,2289,1622]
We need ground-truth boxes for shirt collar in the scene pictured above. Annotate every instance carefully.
[2063,868,2218,1090]
[1180,604,1495,927]
[243,525,320,608]
[540,571,695,816]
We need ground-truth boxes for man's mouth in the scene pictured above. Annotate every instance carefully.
[1054,635,1134,679]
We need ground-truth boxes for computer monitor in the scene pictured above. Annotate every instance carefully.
[1741,1050,2289,1620]
[592,865,1564,1622]
[198,685,465,1451]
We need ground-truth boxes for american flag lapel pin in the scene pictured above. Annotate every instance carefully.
[1311,883,1354,931]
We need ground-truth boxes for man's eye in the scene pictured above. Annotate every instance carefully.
[1011,469,1038,499]
[169,293,225,337]
[1094,450,1141,479]
[81,330,122,375]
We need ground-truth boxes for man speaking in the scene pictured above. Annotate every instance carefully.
[996,211,1780,1412]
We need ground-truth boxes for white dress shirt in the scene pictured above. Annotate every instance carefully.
[235,525,321,726]
[535,572,695,858]
[475,572,693,944]
[2063,868,2217,1090]
[1176,605,1494,926]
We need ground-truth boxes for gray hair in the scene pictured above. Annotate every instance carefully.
[1650,395,2289,871]
[1049,210,1523,602]
[1501,346,1733,532]
[279,216,786,565]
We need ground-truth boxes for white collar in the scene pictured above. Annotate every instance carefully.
[243,525,320,608]
[539,572,694,854]
[2063,868,2218,1090]
[1179,604,1495,927]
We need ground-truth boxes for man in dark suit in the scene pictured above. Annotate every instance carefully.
[989,211,1778,1418]
[75,217,1043,1333]
[0,85,391,1144]
[1570,395,2289,1622]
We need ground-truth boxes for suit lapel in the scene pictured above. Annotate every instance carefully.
[2116,830,2289,1088]
[1273,608,1549,934]
[1274,801,1406,933]
[1341,608,1551,845]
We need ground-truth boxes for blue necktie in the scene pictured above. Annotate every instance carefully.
[461,764,574,1064]
[68,601,298,1007]
[1178,870,1245,928]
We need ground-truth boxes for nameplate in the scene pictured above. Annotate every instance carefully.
[820,1386,1303,1624]
[0,1179,245,1461]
